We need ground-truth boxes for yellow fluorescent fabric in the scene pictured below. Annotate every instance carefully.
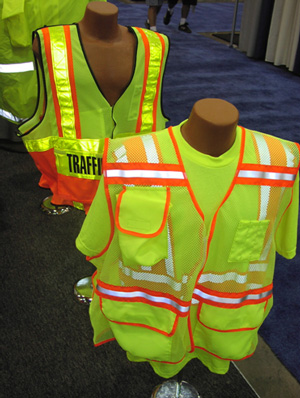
[116,186,170,267]
[76,125,299,377]
[18,24,169,210]
[228,219,270,262]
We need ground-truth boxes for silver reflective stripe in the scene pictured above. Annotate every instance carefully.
[106,169,185,179]
[193,288,272,304]
[238,170,295,181]
[142,135,159,164]
[253,133,271,165]
[165,224,175,278]
[0,108,23,123]
[119,262,187,292]
[281,141,295,167]
[114,145,128,163]
[248,263,268,272]
[97,284,190,313]
[199,272,248,284]
[259,185,271,220]
[0,62,34,73]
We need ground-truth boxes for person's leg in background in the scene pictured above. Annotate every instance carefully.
[163,0,178,25]
[146,0,163,31]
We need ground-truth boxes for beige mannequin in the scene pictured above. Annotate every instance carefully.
[33,2,136,106]
[181,98,239,157]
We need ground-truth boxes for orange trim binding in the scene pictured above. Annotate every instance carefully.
[134,27,150,133]
[42,28,63,137]
[151,33,165,131]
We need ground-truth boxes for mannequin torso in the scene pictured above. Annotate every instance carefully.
[33,2,136,106]
[180,98,239,157]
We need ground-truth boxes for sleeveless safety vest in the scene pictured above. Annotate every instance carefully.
[86,126,299,377]
[0,0,105,123]
[18,24,169,211]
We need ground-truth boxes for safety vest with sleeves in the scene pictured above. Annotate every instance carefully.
[76,123,299,377]
[0,0,105,123]
[18,24,169,211]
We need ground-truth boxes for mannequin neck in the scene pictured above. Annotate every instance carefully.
[180,98,239,157]
[78,2,121,42]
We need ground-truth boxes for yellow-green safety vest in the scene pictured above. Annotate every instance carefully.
[82,125,299,377]
[18,24,169,211]
[0,0,106,123]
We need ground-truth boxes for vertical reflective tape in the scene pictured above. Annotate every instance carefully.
[135,28,163,134]
[141,134,159,163]
[49,26,76,139]
[252,133,271,220]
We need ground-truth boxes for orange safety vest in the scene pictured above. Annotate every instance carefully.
[84,126,299,377]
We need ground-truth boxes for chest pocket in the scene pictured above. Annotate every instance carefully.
[228,219,270,263]
[115,186,171,268]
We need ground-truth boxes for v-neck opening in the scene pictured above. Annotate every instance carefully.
[75,24,138,107]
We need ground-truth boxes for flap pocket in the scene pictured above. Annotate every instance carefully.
[228,220,270,263]
[116,186,171,268]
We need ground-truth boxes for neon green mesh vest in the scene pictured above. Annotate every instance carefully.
[77,126,299,377]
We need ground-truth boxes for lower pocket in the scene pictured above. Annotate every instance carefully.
[99,297,189,362]
[194,298,272,359]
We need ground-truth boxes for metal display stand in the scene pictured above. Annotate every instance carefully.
[229,0,240,47]
[41,196,70,215]
[74,276,93,304]
[151,370,200,398]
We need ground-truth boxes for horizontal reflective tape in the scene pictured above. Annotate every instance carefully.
[193,288,272,305]
[238,170,296,181]
[106,169,185,179]
[199,272,248,284]
[0,108,23,123]
[96,285,190,313]
[120,263,188,292]
[0,62,34,73]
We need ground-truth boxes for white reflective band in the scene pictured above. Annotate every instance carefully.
[0,62,34,73]
[248,263,268,272]
[199,272,248,284]
[0,108,23,123]
[106,169,185,179]
[259,185,271,220]
[142,135,159,164]
[114,145,128,163]
[119,262,188,292]
[165,224,175,278]
[281,141,295,167]
[97,284,190,313]
[193,288,272,304]
[238,170,295,181]
[253,133,271,165]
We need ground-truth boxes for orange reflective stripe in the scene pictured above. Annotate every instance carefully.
[193,283,273,309]
[135,27,150,133]
[42,28,63,137]
[236,164,298,187]
[63,25,81,139]
[95,280,190,316]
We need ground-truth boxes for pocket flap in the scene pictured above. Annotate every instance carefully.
[116,186,171,237]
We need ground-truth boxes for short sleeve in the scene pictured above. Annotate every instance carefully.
[275,173,299,259]
[76,177,111,258]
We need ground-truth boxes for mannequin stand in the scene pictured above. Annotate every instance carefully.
[151,370,200,398]
[41,196,70,215]
[73,276,93,304]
